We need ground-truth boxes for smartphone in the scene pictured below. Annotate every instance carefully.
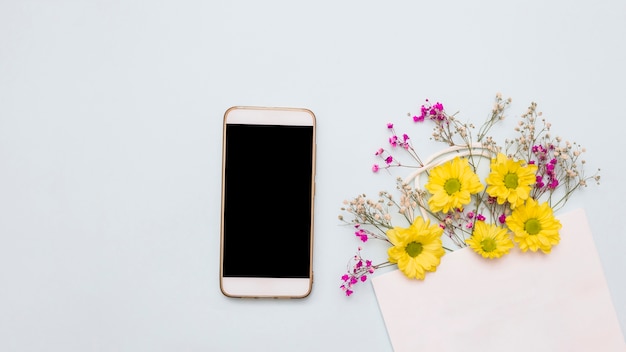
[220,106,316,298]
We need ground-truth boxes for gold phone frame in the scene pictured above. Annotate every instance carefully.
[219,106,316,298]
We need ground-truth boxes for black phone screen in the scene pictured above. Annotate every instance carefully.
[222,124,314,278]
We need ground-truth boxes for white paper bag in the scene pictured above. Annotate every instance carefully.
[372,209,625,351]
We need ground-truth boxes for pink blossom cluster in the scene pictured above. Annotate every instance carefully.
[465,210,486,227]
[440,208,488,231]
[340,247,375,296]
[372,148,396,173]
[354,227,369,242]
[386,123,411,150]
[371,147,397,173]
[531,144,559,190]
[372,124,413,173]
[413,99,446,122]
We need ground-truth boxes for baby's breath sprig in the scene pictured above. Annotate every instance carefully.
[340,247,395,296]
[340,193,394,235]
[504,102,601,211]
[477,93,512,143]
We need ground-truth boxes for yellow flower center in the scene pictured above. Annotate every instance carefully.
[405,241,423,257]
[524,218,542,235]
[444,178,461,195]
[504,172,519,189]
[480,237,497,252]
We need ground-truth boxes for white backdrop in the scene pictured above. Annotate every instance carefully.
[1,1,625,351]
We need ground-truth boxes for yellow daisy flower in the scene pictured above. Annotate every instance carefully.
[424,157,484,213]
[466,221,514,259]
[506,198,562,253]
[485,153,538,209]
[387,216,445,279]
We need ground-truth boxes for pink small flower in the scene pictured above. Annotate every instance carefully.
[385,156,393,165]
[355,229,368,242]
[375,148,384,156]
[372,164,380,173]
[465,222,473,229]
[413,115,424,122]
[387,123,394,129]
[532,145,547,155]
[477,214,486,221]
[548,178,559,189]
[389,135,398,147]
[499,214,506,224]
[345,289,353,296]
[341,274,349,281]
[536,175,544,188]
[467,211,475,219]
[360,275,367,282]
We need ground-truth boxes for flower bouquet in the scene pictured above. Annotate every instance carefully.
[340,94,601,295]
[338,95,626,351]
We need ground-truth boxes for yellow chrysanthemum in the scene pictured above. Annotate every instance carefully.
[485,153,538,209]
[506,198,562,253]
[387,216,445,279]
[424,157,484,213]
[466,221,514,259]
